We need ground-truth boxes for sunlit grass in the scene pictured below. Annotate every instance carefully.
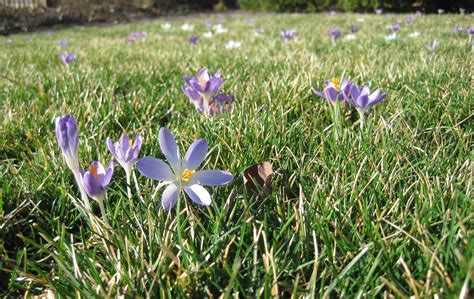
[0,12,472,297]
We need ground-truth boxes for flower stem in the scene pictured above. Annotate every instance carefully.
[96,195,109,226]
[125,168,132,200]
[73,172,91,211]
[333,100,343,141]
[358,110,365,132]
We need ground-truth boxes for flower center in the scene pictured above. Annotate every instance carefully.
[331,78,339,91]
[129,139,133,146]
[90,165,99,180]
[181,169,195,182]
[198,75,207,85]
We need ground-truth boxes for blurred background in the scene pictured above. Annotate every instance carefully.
[1,0,471,34]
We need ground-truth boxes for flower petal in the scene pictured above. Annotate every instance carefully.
[311,88,325,99]
[162,183,179,210]
[137,157,174,181]
[107,137,118,160]
[83,171,101,198]
[184,184,211,206]
[159,128,180,169]
[184,139,208,170]
[102,161,114,187]
[188,170,233,186]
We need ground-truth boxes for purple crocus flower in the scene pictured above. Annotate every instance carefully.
[205,21,213,29]
[189,35,199,44]
[55,115,80,174]
[406,16,415,23]
[137,128,233,210]
[467,27,474,36]
[107,134,142,174]
[390,23,400,33]
[350,26,359,33]
[82,160,114,200]
[375,8,383,15]
[454,25,463,33]
[182,68,223,115]
[425,39,440,53]
[59,53,76,65]
[209,92,235,116]
[312,78,351,104]
[127,31,147,44]
[415,10,422,16]
[59,39,68,46]
[342,84,387,113]
[46,29,53,36]
[281,29,297,41]
[328,28,341,42]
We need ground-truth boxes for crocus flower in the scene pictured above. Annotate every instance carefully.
[281,29,297,41]
[253,28,264,36]
[312,78,351,104]
[137,128,233,210]
[161,23,172,30]
[189,36,199,44]
[438,9,444,14]
[225,40,241,49]
[344,34,356,41]
[82,161,114,200]
[55,115,80,174]
[467,27,474,37]
[390,23,400,33]
[181,23,194,31]
[214,24,228,34]
[454,25,463,33]
[409,32,420,38]
[46,29,53,36]
[375,8,383,15]
[107,134,142,175]
[343,84,387,113]
[209,92,234,116]
[59,39,68,46]
[357,18,365,22]
[182,68,223,115]
[385,33,397,41]
[415,10,422,16]
[328,28,341,42]
[127,31,147,44]
[459,8,465,15]
[350,26,359,33]
[203,31,213,38]
[425,39,440,53]
[59,53,76,65]
[406,16,415,23]
[205,21,213,29]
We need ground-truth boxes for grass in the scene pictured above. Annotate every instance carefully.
[0,12,473,298]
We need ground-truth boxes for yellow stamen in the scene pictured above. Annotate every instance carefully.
[198,75,206,85]
[181,169,195,182]
[90,165,99,179]
[331,78,339,91]
[129,139,133,146]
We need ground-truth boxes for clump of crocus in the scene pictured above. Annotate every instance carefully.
[209,92,235,116]
[467,27,474,42]
[350,26,359,33]
[454,25,463,33]
[312,78,352,139]
[59,53,76,65]
[137,128,233,210]
[405,16,415,23]
[343,83,387,130]
[328,28,341,43]
[127,31,147,44]
[55,115,90,210]
[281,29,297,41]
[182,68,224,115]
[253,28,264,36]
[425,39,440,54]
[59,39,68,46]
[225,40,241,49]
[107,134,142,199]
[390,23,400,34]
[82,160,114,224]
[189,36,199,44]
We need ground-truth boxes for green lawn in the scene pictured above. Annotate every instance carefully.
[0,12,472,297]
